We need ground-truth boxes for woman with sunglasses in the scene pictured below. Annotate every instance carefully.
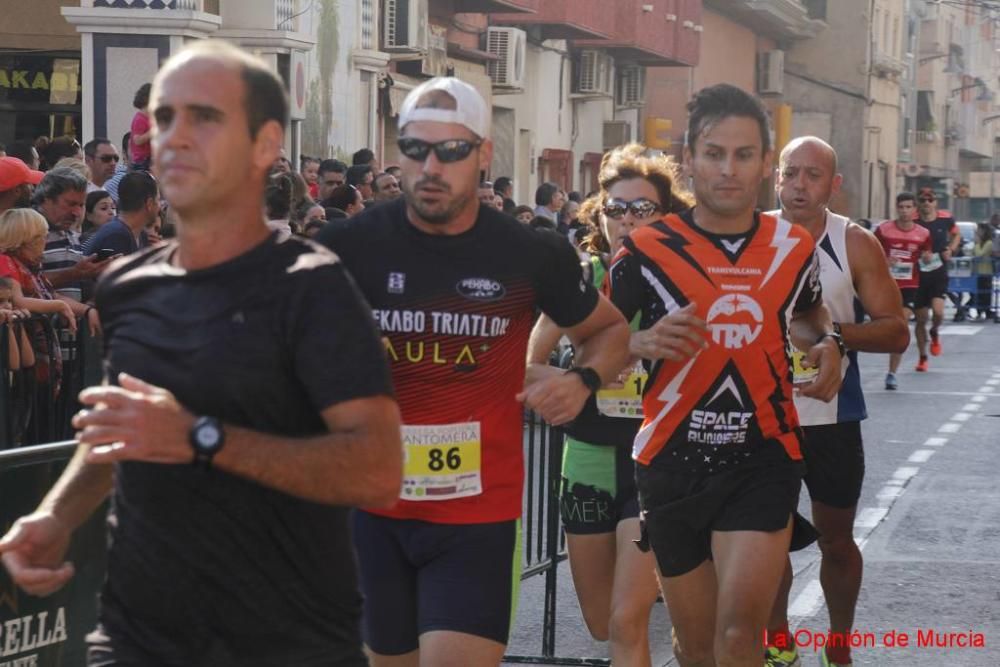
[525,143,693,666]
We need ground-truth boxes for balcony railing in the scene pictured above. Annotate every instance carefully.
[915,130,939,144]
[90,0,203,8]
[276,0,296,30]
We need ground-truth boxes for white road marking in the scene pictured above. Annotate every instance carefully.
[855,507,889,528]
[789,579,825,618]
[790,374,990,625]
[876,486,905,502]
[937,326,983,335]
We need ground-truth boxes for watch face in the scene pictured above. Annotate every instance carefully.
[195,425,221,449]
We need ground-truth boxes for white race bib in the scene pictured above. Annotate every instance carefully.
[791,348,819,385]
[920,253,943,272]
[595,361,647,419]
[400,422,482,501]
[890,261,913,281]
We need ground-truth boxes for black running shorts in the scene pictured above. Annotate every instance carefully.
[560,436,640,534]
[916,266,948,308]
[900,287,918,311]
[351,511,520,655]
[635,460,814,577]
[801,421,865,509]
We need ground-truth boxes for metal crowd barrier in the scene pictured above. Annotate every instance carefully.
[0,440,108,667]
[504,413,611,666]
[947,257,1000,323]
[0,314,102,450]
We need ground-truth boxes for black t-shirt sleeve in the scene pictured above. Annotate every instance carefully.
[609,240,645,323]
[289,259,394,411]
[792,250,823,313]
[533,228,599,328]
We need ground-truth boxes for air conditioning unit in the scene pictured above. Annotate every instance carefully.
[486,27,527,90]
[616,65,646,107]
[603,121,632,150]
[757,49,785,95]
[383,0,428,53]
[574,50,614,97]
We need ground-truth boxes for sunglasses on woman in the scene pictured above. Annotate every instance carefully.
[397,137,482,164]
[603,198,662,220]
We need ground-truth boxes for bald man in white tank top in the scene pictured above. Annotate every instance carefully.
[763,137,909,667]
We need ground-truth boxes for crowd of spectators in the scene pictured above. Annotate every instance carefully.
[0,93,605,447]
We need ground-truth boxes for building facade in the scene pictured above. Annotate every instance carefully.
[904,0,1000,221]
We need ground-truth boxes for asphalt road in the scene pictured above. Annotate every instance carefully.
[505,316,1000,666]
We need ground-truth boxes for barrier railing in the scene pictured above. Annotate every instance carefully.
[947,257,1000,323]
[504,412,611,666]
[0,314,102,450]
[0,440,108,667]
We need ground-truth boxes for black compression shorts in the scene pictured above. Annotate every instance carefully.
[352,511,520,655]
[916,266,948,308]
[801,421,865,509]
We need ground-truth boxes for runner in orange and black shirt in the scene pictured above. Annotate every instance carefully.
[609,84,844,667]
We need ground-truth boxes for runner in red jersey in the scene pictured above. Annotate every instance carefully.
[610,84,844,667]
[319,77,630,667]
[875,191,932,389]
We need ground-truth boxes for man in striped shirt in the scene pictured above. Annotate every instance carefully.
[33,167,110,301]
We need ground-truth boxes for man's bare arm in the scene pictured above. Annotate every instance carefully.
[75,375,403,507]
[841,224,909,353]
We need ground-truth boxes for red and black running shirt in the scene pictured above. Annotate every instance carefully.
[610,210,822,472]
[874,221,931,290]
[319,199,599,524]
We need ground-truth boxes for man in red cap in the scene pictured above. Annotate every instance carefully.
[0,156,44,214]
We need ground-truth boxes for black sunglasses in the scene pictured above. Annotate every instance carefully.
[603,198,662,220]
[397,137,482,164]
[99,155,120,163]
[918,196,935,203]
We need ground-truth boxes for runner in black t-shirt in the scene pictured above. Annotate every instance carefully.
[318,77,630,667]
[0,41,402,667]
[913,186,960,370]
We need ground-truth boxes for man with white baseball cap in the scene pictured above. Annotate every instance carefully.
[319,77,630,666]
[0,156,44,214]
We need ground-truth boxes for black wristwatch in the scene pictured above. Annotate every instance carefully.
[565,366,602,394]
[189,416,226,471]
[816,329,847,358]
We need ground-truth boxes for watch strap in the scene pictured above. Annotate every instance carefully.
[565,366,602,393]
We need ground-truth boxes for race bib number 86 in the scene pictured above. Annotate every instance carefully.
[401,422,482,501]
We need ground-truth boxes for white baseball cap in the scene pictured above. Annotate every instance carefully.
[398,77,490,139]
